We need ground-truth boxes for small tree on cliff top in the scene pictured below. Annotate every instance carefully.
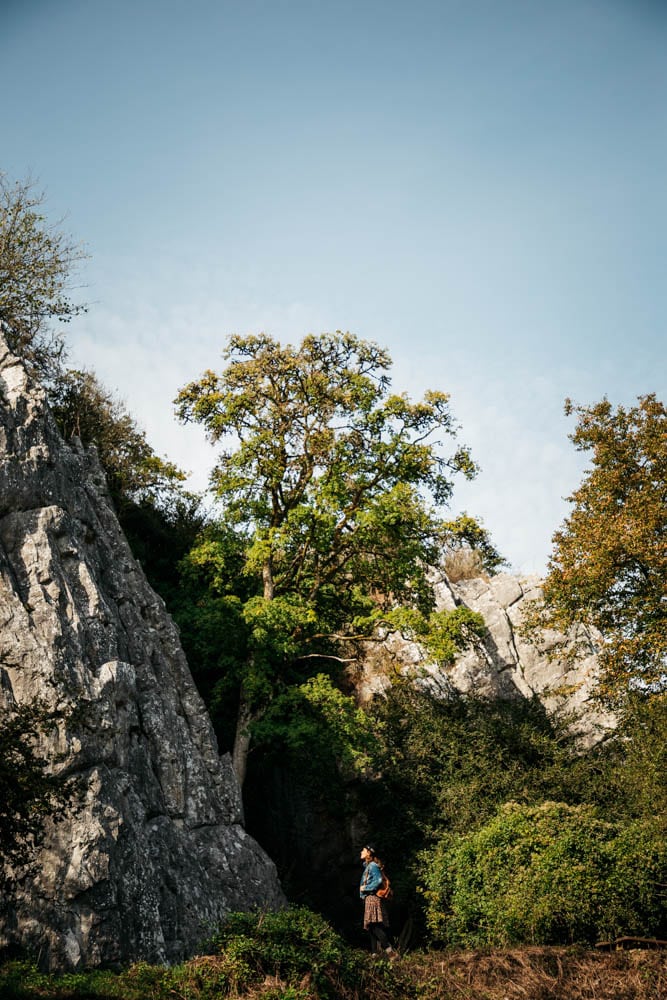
[176,332,485,783]
[538,394,667,705]
[0,173,86,380]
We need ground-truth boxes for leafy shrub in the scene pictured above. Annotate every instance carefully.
[205,906,363,998]
[251,673,378,785]
[420,802,666,947]
[363,687,598,903]
[0,958,135,998]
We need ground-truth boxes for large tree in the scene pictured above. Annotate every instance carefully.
[539,394,667,704]
[176,332,484,783]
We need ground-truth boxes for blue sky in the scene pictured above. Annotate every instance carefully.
[2,0,666,572]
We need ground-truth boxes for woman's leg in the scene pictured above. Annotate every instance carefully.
[369,922,395,954]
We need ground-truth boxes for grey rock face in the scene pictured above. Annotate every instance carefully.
[0,339,284,970]
[356,569,615,743]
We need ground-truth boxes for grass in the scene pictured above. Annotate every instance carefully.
[1,946,665,1000]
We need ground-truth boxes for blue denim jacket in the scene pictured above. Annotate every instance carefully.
[360,861,383,898]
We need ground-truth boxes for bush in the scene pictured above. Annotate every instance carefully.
[205,906,364,998]
[420,802,666,947]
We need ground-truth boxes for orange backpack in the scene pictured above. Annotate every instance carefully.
[376,866,394,901]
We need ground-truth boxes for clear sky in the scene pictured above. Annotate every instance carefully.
[2,0,666,573]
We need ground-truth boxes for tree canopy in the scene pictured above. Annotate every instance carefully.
[176,332,484,781]
[539,394,667,704]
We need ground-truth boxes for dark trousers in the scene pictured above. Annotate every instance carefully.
[367,922,390,952]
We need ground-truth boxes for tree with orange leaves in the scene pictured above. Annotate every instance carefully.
[540,394,666,705]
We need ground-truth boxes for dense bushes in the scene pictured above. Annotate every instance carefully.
[203,907,363,998]
[420,802,666,947]
[238,684,666,950]
[0,908,375,1000]
[360,686,600,907]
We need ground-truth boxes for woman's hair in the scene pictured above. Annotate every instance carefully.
[364,845,384,866]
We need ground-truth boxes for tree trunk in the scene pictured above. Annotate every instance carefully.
[263,559,274,600]
[235,563,273,786]
[232,686,257,788]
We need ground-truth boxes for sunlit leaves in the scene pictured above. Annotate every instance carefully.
[420,802,666,946]
[441,513,508,576]
[49,368,187,511]
[540,394,667,703]
[176,331,476,620]
[252,673,379,784]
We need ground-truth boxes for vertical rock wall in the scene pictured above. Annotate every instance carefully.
[0,339,284,969]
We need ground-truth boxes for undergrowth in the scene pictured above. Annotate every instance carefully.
[1,907,665,1000]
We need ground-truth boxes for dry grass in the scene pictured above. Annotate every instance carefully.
[399,946,667,1000]
[442,549,488,583]
[156,947,667,1000]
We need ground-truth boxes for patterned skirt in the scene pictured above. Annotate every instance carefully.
[363,894,389,929]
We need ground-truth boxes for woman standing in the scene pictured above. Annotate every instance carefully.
[359,845,396,958]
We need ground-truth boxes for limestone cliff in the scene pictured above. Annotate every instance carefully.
[356,570,615,744]
[0,339,284,970]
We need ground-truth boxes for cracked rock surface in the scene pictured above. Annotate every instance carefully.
[356,570,615,744]
[0,338,284,970]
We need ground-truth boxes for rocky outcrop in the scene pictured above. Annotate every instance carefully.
[356,570,615,744]
[0,339,284,970]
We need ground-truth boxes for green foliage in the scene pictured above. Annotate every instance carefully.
[0,701,72,886]
[0,174,198,608]
[369,685,593,839]
[380,606,487,665]
[117,491,206,607]
[537,394,667,704]
[420,802,666,947]
[49,368,187,512]
[0,173,86,380]
[0,960,93,999]
[173,592,246,708]
[589,692,667,832]
[356,603,489,663]
[252,673,379,787]
[358,684,613,929]
[179,521,251,598]
[48,366,205,607]
[0,911,407,1000]
[175,331,479,779]
[176,332,476,624]
[205,907,363,998]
